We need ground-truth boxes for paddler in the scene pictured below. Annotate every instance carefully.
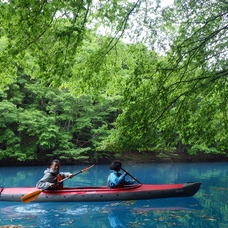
[107,160,135,188]
[36,159,73,190]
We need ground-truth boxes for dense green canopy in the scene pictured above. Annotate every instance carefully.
[0,0,227,161]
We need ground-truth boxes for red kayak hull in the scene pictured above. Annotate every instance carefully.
[0,182,201,202]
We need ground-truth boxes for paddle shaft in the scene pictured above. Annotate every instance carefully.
[61,164,94,182]
[121,168,142,185]
[58,170,83,183]
[55,164,95,186]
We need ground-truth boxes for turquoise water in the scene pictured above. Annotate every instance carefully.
[0,162,227,227]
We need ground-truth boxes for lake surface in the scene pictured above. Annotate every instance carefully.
[0,162,227,227]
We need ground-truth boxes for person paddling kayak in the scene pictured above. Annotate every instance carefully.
[107,160,135,188]
[36,159,73,190]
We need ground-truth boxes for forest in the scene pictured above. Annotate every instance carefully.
[0,0,227,163]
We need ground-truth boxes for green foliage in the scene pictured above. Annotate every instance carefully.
[0,73,117,161]
[100,0,227,155]
[0,0,227,162]
[0,0,140,89]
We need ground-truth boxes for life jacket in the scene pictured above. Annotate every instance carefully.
[56,174,64,189]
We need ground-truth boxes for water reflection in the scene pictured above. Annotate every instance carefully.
[106,198,202,228]
[0,198,202,228]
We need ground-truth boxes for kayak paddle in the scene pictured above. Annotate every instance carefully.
[121,167,142,185]
[21,164,94,203]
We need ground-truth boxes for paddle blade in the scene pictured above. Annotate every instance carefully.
[21,190,43,203]
[81,164,94,173]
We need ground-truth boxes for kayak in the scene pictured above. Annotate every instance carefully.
[0,182,201,202]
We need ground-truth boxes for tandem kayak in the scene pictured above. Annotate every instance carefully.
[0,182,201,202]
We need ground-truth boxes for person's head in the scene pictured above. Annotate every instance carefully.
[50,159,60,172]
[110,160,122,171]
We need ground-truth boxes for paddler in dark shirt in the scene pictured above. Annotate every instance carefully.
[36,159,73,190]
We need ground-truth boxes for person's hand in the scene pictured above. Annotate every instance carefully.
[49,183,56,188]
[68,174,74,178]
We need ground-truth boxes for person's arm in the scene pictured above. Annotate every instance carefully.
[122,170,135,185]
[124,179,135,185]
[116,173,127,185]
[36,173,57,190]
[60,172,73,178]
[108,172,127,188]
[36,181,54,190]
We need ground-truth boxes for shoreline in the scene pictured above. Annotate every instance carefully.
[119,151,228,163]
[0,151,227,167]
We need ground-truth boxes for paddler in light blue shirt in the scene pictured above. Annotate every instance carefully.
[107,160,135,188]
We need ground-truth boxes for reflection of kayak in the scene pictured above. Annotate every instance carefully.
[0,182,201,202]
[0,198,202,228]
[0,197,202,215]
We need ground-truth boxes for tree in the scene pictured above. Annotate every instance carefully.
[0,72,118,161]
[0,0,227,159]
[0,0,141,89]
[100,0,228,154]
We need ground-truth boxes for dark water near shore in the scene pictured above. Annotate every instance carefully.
[0,162,227,227]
